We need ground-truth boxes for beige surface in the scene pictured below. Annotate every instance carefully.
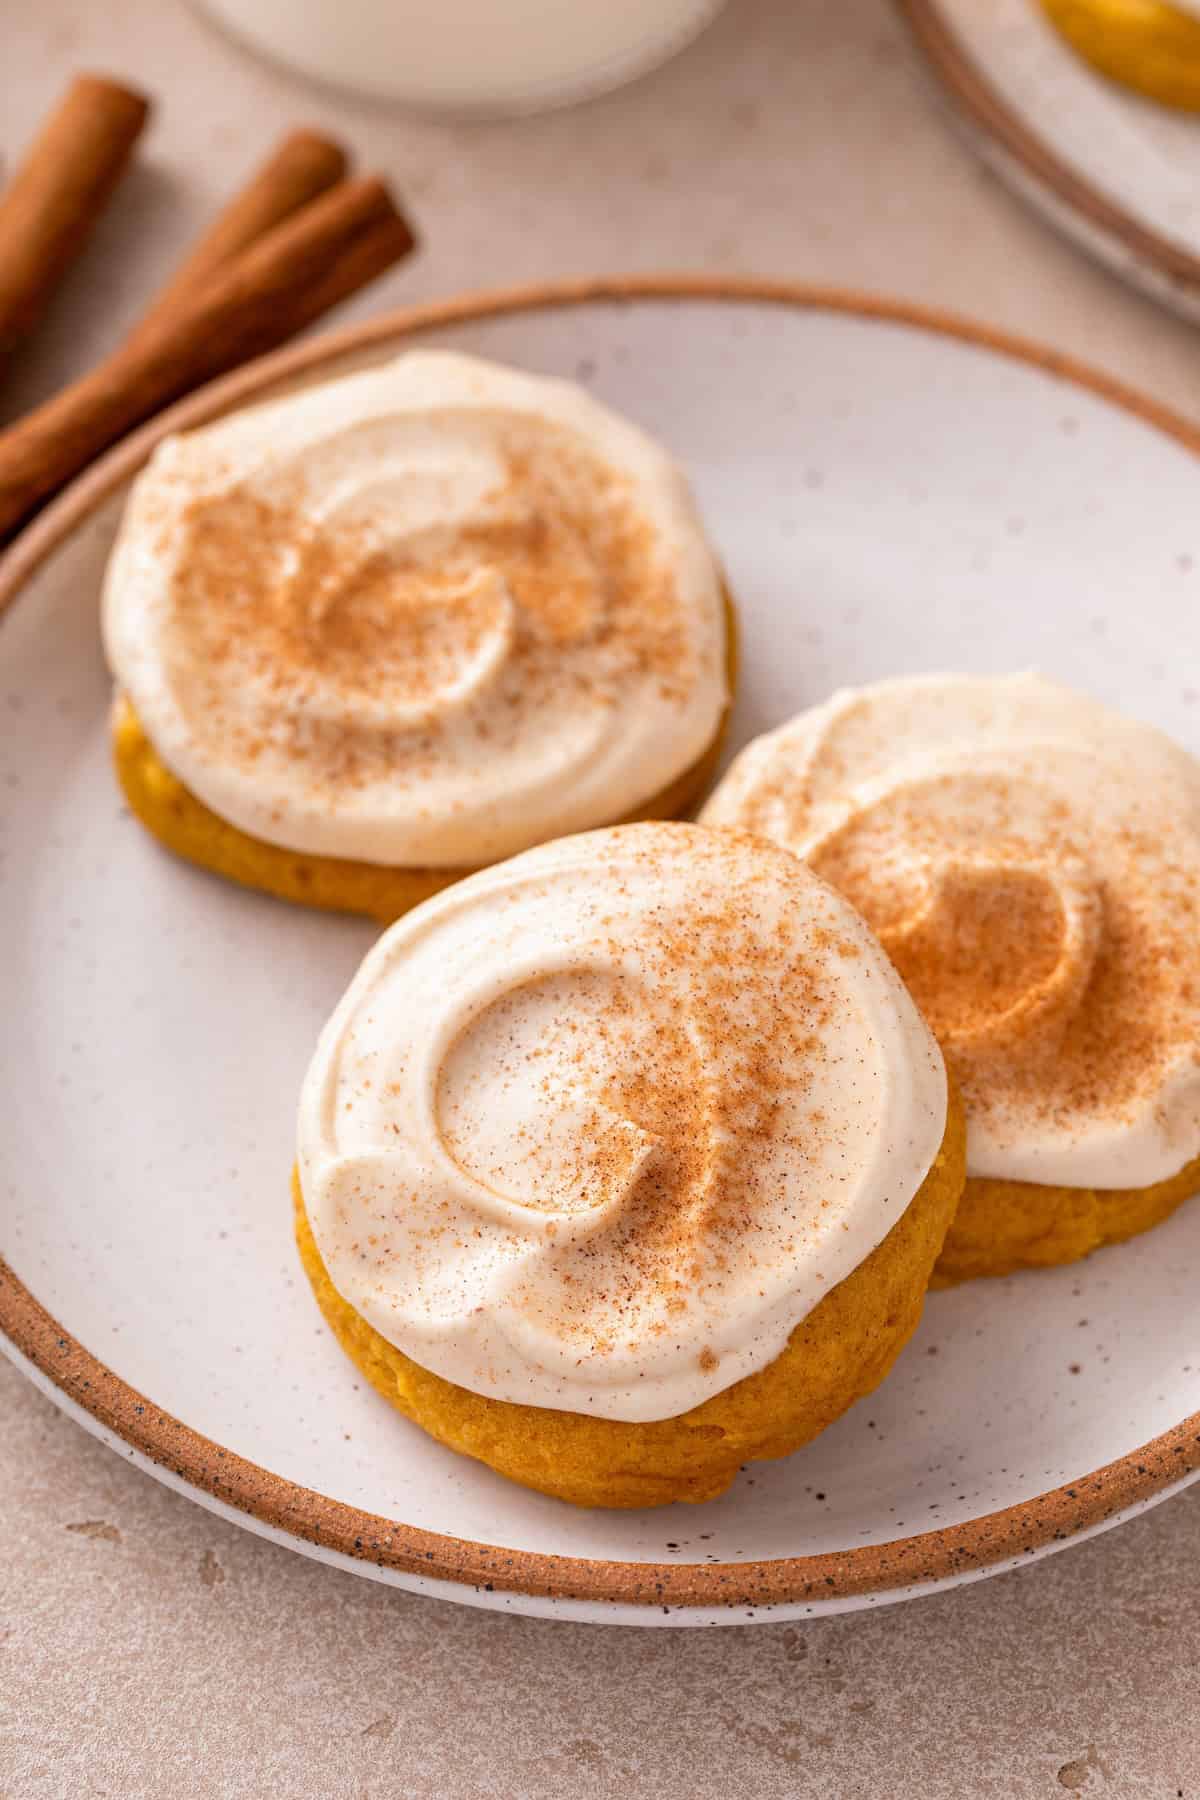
[4,1355,1200,1797]
[4,1,1200,1793]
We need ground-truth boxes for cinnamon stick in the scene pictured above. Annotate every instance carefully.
[0,175,416,542]
[0,76,149,368]
[127,129,348,345]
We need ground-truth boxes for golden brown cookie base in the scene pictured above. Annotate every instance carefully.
[111,591,739,926]
[292,1092,966,1509]
[932,1153,1200,1286]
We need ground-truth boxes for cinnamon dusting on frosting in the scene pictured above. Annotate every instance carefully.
[702,674,1200,1189]
[297,822,947,1420]
[102,350,727,868]
[439,871,837,1352]
[156,423,694,790]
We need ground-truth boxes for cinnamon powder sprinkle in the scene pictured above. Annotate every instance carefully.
[813,811,1200,1145]
[425,828,894,1352]
[718,691,1200,1158]
[151,419,699,802]
[307,820,950,1414]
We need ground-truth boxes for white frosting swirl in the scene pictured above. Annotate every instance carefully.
[702,673,1200,1189]
[296,823,947,1421]
[102,351,727,867]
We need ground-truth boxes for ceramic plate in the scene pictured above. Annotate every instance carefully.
[898,0,1200,324]
[2,278,1199,1627]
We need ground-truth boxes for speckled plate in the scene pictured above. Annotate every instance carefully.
[2,278,1199,1627]
[898,0,1200,324]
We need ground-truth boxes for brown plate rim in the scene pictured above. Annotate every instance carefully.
[894,0,1200,302]
[2,273,1199,1610]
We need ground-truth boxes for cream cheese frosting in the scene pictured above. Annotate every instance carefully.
[102,350,728,868]
[296,822,947,1421]
[702,673,1200,1190]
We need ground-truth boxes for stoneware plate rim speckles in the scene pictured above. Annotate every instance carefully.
[2,276,1199,1625]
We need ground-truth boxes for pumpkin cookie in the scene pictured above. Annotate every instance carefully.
[702,673,1200,1281]
[295,823,963,1506]
[103,351,735,922]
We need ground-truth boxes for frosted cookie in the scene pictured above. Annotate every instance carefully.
[103,351,734,921]
[702,673,1200,1281]
[293,822,963,1507]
